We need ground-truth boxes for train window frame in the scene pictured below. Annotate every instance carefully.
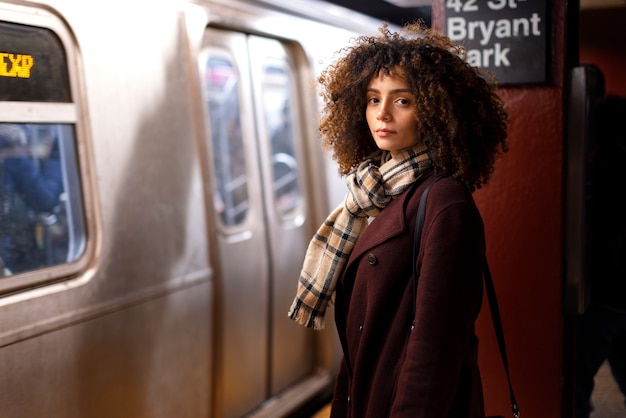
[198,46,255,234]
[257,56,305,223]
[0,5,97,296]
[198,30,312,235]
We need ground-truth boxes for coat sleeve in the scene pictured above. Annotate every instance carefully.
[389,198,485,417]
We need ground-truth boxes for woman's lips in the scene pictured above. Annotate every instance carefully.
[376,129,395,137]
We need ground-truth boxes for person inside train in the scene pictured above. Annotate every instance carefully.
[575,94,626,417]
[0,123,64,275]
[288,22,508,417]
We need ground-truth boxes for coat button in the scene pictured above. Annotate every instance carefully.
[358,325,363,333]
[367,253,377,265]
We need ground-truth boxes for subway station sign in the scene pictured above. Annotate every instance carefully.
[445,0,547,85]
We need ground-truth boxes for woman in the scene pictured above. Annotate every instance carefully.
[288,22,508,417]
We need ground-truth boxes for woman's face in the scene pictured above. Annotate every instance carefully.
[365,69,420,157]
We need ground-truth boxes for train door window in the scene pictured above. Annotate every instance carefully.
[260,60,303,218]
[203,54,250,227]
[0,16,87,289]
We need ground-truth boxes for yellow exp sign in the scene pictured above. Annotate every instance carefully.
[0,53,34,78]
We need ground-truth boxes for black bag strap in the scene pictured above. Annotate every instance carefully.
[412,176,520,418]
[411,175,444,329]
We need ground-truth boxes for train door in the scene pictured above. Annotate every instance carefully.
[246,35,319,397]
[198,28,318,417]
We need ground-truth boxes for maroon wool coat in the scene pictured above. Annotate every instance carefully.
[330,173,486,418]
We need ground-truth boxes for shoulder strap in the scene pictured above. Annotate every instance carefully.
[412,176,520,418]
[483,260,520,418]
[411,175,445,329]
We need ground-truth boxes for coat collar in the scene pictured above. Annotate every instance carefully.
[346,182,421,269]
[344,171,432,267]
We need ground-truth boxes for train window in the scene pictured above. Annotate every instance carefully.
[203,54,250,227]
[0,123,85,278]
[0,18,87,285]
[261,61,303,218]
[0,21,71,102]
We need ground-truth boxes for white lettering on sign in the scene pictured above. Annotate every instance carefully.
[466,43,510,67]
[448,14,542,46]
[446,0,522,13]
[445,1,544,71]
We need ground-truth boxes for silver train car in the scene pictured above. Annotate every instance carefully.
[0,1,384,416]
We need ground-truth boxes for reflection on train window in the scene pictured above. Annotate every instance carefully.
[204,55,250,227]
[0,123,85,277]
[261,61,302,218]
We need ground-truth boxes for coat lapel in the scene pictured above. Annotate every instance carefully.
[344,185,414,269]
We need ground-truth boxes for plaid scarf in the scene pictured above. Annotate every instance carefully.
[288,144,432,329]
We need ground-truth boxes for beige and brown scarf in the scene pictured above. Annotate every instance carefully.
[288,143,432,329]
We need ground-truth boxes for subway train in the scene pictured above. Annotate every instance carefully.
[1,0,626,417]
[0,0,384,416]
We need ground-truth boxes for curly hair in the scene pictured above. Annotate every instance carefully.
[318,22,509,190]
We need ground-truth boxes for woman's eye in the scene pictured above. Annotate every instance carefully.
[396,98,410,105]
[367,97,380,104]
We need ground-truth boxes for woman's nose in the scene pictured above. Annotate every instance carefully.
[377,105,391,121]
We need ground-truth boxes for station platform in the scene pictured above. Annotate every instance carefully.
[311,404,330,418]
[591,360,626,418]
[307,360,626,417]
